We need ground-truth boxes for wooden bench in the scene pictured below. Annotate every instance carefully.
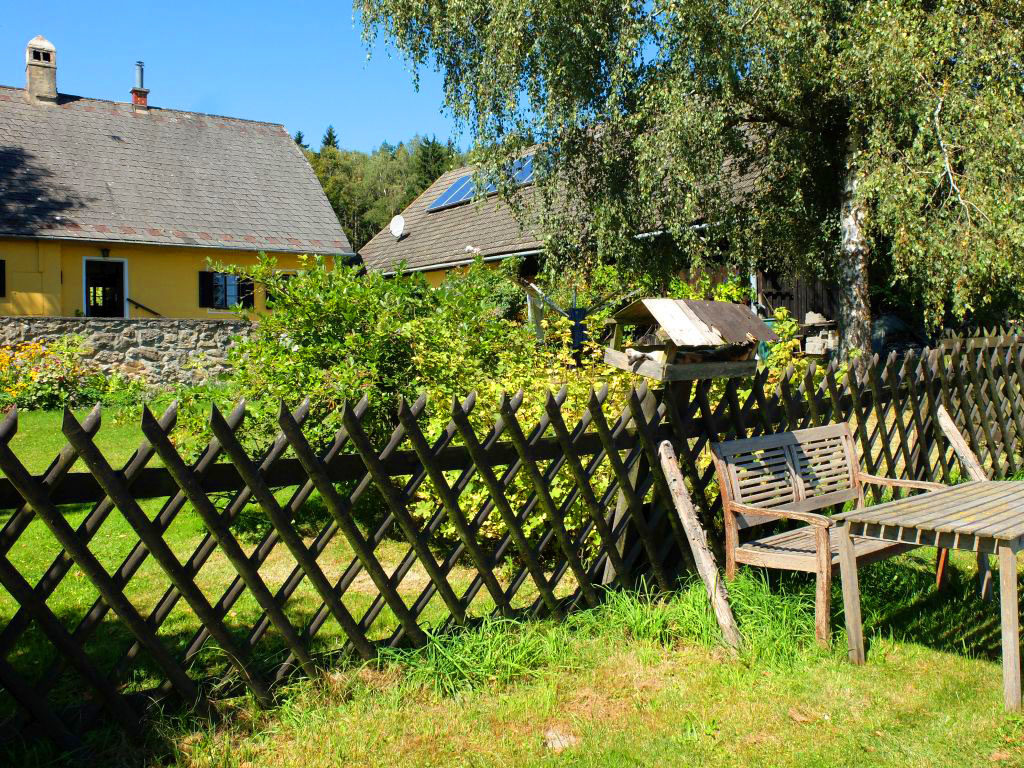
[710,423,946,645]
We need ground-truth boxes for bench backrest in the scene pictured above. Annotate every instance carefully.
[710,423,862,529]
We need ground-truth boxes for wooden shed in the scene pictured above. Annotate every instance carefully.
[604,298,777,381]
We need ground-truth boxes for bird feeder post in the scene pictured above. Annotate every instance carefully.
[602,298,776,584]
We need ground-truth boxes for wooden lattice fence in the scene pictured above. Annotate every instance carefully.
[0,338,1023,752]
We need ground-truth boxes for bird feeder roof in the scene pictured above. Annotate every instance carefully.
[612,298,777,347]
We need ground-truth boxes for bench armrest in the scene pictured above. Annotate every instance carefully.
[729,502,832,528]
[858,473,946,492]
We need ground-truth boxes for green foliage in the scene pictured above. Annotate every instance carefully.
[293,130,308,150]
[760,307,805,387]
[411,135,460,191]
[211,254,433,451]
[199,253,638,546]
[309,135,462,250]
[358,0,1024,329]
[667,273,751,305]
[0,337,144,411]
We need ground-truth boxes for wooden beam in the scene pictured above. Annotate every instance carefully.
[658,440,742,652]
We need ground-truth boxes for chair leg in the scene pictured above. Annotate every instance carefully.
[815,568,832,647]
[725,524,737,581]
[814,525,832,647]
[999,544,1021,711]
[838,522,865,664]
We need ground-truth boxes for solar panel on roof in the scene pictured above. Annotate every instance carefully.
[446,179,477,206]
[427,174,474,211]
[426,154,536,212]
[512,156,534,185]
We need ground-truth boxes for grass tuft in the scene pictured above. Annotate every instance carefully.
[579,581,676,644]
[574,572,819,669]
[374,572,822,703]
[376,617,567,696]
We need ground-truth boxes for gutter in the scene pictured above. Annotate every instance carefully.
[380,248,543,277]
[634,223,708,241]
[0,232,357,258]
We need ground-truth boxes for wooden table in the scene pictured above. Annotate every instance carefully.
[835,481,1024,710]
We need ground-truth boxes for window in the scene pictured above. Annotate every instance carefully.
[198,271,254,310]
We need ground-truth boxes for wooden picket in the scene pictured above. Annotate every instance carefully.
[0,338,1021,751]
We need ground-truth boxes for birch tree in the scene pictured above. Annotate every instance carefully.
[358,0,1024,353]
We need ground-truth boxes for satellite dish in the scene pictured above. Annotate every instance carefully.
[388,215,406,239]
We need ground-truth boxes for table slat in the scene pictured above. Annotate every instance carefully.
[840,482,1024,542]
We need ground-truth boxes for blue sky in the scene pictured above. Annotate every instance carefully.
[0,1,460,153]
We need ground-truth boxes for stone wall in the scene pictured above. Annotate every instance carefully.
[0,316,251,385]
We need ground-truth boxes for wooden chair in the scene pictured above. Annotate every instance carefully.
[710,423,945,645]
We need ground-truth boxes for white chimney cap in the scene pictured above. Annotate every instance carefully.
[26,35,56,66]
[28,35,55,51]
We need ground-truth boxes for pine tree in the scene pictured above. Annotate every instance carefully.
[321,125,339,151]
[411,135,457,190]
[293,130,309,150]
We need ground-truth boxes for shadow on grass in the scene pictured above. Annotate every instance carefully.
[0,539,1010,766]
[0,579,377,767]
[855,551,1003,660]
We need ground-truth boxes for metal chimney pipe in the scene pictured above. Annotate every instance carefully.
[131,61,149,110]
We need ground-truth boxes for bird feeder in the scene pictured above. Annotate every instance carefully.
[604,298,777,381]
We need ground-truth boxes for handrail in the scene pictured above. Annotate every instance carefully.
[127,297,162,317]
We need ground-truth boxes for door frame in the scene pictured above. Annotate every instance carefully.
[82,256,129,318]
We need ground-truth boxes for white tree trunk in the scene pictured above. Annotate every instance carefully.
[837,140,872,363]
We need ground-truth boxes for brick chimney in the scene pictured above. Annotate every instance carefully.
[131,60,149,111]
[25,35,57,105]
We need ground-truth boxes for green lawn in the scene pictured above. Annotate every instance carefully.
[0,405,565,750]
[1,408,1022,766]
[6,405,159,473]
[153,560,1024,767]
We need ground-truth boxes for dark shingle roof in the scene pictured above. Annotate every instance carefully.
[359,164,542,274]
[0,86,351,254]
[360,152,765,274]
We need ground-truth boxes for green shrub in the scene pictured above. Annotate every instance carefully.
[199,253,639,548]
[196,254,834,551]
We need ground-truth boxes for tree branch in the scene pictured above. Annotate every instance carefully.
[932,95,990,225]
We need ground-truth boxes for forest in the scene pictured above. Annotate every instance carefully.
[295,127,463,251]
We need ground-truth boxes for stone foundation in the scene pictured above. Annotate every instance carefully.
[0,316,251,385]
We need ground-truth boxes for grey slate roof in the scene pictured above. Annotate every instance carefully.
[359,164,542,274]
[0,86,351,254]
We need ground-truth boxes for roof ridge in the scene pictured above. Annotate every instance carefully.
[0,84,285,128]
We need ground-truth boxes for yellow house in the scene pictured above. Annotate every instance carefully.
[0,36,352,319]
